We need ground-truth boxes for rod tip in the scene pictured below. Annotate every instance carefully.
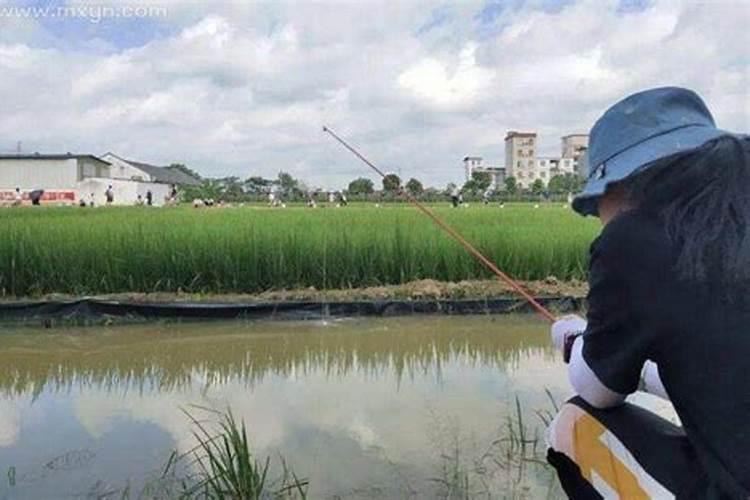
[322,126,328,132]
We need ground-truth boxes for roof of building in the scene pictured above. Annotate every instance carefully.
[561,133,589,139]
[0,153,110,165]
[104,153,201,186]
[463,156,482,161]
[504,131,537,140]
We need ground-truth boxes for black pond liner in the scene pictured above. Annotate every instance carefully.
[0,296,583,324]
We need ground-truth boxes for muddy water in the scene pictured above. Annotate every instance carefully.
[0,315,576,499]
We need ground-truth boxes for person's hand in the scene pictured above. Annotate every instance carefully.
[550,314,587,353]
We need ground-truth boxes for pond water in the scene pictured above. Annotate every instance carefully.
[0,315,579,499]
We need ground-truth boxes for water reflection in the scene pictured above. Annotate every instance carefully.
[0,315,569,499]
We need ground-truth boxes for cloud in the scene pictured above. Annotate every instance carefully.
[398,42,495,108]
[0,0,746,188]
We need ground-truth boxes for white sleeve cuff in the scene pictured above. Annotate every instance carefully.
[640,360,670,400]
[568,336,627,409]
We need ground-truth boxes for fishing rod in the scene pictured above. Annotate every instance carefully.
[323,126,556,323]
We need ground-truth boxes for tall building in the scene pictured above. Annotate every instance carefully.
[561,134,589,177]
[575,149,589,178]
[504,131,537,189]
[461,131,588,192]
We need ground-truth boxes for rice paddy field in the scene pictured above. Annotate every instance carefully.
[0,203,600,297]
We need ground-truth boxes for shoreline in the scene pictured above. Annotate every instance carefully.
[0,279,587,324]
[0,278,587,304]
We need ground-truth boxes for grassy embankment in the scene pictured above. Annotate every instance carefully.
[0,203,599,297]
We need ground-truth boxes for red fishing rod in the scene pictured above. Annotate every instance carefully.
[323,126,556,323]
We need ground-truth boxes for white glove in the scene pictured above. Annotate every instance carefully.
[550,314,588,353]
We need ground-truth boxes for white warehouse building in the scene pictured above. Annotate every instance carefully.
[0,152,200,206]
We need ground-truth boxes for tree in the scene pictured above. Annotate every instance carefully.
[504,176,517,195]
[244,176,274,194]
[277,171,298,195]
[190,179,223,201]
[472,171,492,191]
[444,182,457,195]
[405,178,424,196]
[219,176,245,201]
[547,173,586,194]
[382,173,401,192]
[348,177,374,195]
[167,163,202,180]
[547,174,565,194]
[531,179,545,196]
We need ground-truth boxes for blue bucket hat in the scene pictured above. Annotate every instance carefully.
[573,87,734,216]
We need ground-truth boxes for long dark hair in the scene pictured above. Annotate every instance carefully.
[622,135,750,284]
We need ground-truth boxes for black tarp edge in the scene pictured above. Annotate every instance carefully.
[0,296,583,322]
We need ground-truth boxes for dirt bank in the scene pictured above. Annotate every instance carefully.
[16,278,587,304]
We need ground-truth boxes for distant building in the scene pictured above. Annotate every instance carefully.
[461,131,588,191]
[463,156,483,180]
[504,131,537,189]
[534,157,553,185]
[0,153,110,204]
[102,153,201,187]
[575,149,589,178]
[0,152,201,206]
[100,153,201,206]
[561,134,589,177]
[462,156,506,189]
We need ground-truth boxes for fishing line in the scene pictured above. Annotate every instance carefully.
[323,126,556,323]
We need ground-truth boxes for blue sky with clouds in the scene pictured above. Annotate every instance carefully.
[0,0,746,188]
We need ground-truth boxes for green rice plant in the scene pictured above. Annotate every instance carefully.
[0,204,599,296]
[178,407,308,499]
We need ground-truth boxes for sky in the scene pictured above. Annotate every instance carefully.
[0,0,747,189]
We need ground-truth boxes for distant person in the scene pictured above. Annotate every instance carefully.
[29,189,43,206]
[328,191,335,204]
[88,192,95,207]
[146,190,153,206]
[339,191,348,206]
[268,191,275,206]
[105,185,114,205]
[79,198,87,207]
[482,188,492,205]
[12,187,22,206]
[450,187,460,208]
[170,184,178,203]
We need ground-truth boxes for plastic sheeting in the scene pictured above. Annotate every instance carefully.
[0,296,583,323]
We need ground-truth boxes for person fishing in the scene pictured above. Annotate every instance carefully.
[546,87,749,498]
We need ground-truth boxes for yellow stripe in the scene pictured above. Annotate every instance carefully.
[574,413,649,498]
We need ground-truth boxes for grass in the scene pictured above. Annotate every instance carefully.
[427,392,562,499]
[0,203,599,296]
[146,407,309,499]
